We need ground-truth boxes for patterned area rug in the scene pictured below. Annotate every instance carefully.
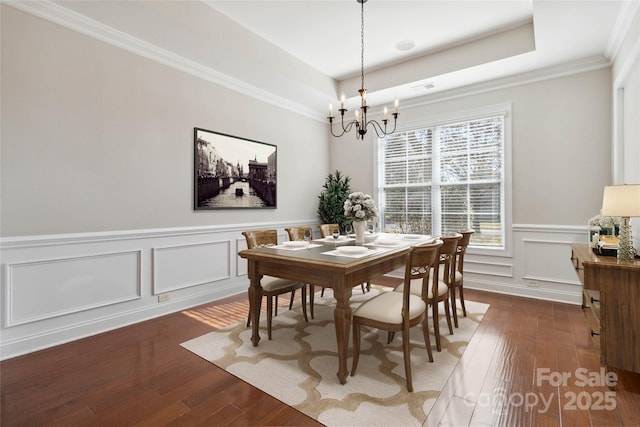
[181,286,489,427]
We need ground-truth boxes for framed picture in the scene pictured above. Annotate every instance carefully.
[194,127,277,209]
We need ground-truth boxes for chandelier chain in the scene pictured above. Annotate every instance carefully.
[327,0,399,140]
[361,0,365,91]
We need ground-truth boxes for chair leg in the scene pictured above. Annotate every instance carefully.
[301,286,309,322]
[360,283,366,294]
[402,326,413,392]
[450,287,459,328]
[288,290,295,310]
[267,295,274,340]
[432,302,441,352]
[444,299,454,335]
[366,281,371,292]
[320,287,325,297]
[387,331,395,344]
[274,295,278,317]
[459,284,467,317]
[421,318,434,362]
[309,284,315,320]
[350,319,361,376]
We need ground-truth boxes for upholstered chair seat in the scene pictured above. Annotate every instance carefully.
[350,240,442,392]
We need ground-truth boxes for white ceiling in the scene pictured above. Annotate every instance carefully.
[207,0,536,80]
[12,0,637,118]
[204,0,630,105]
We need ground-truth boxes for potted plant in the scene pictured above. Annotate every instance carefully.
[317,171,351,232]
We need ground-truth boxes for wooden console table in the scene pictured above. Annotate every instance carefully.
[570,243,640,373]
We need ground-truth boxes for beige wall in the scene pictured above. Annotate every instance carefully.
[1,5,329,237]
[331,68,612,227]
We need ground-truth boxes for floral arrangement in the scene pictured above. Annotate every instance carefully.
[588,214,621,229]
[343,192,378,222]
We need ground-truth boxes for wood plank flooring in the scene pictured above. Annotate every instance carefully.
[2,279,639,426]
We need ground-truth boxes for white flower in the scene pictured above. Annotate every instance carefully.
[588,214,621,228]
[344,192,378,222]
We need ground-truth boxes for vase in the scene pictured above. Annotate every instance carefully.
[353,221,366,244]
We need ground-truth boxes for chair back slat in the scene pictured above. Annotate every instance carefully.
[285,226,313,241]
[456,230,474,273]
[402,240,443,316]
[318,224,339,238]
[242,229,277,249]
[438,234,462,284]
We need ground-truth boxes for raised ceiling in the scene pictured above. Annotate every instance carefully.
[8,0,636,119]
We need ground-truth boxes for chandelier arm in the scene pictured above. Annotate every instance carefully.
[367,120,391,138]
[329,114,359,138]
[366,115,399,138]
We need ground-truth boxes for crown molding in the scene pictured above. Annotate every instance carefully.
[4,0,618,123]
[4,0,323,121]
[400,55,611,111]
[605,0,640,61]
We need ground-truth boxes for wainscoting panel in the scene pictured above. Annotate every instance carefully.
[0,222,588,359]
[153,240,231,294]
[521,239,579,284]
[4,251,141,327]
[236,237,248,277]
[0,222,313,359]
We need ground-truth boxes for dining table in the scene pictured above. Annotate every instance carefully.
[238,233,432,385]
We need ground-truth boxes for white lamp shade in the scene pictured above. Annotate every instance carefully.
[601,184,640,217]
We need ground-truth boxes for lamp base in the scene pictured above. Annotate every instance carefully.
[618,217,636,261]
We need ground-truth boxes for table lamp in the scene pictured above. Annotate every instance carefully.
[601,184,640,261]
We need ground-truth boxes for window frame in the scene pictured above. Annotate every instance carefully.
[374,103,513,257]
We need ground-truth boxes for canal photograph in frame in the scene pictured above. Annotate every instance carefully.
[194,127,277,209]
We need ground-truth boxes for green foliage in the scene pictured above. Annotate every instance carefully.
[317,171,351,232]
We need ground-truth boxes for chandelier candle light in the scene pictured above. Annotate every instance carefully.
[328,0,399,140]
[600,184,640,261]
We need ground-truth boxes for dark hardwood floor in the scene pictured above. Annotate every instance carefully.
[2,279,639,426]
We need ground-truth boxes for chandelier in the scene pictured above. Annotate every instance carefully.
[328,0,399,140]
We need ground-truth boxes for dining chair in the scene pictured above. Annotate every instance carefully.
[318,223,338,239]
[242,229,308,340]
[394,233,460,351]
[317,223,368,300]
[351,240,443,392]
[284,226,317,318]
[449,230,474,328]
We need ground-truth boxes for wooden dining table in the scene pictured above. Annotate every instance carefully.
[238,236,414,385]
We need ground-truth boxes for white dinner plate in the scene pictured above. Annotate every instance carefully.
[403,234,425,240]
[374,239,401,246]
[283,241,309,248]
[336,246,369,255]
[323,236,348,242]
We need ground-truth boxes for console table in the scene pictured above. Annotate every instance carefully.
[570,243,640,374]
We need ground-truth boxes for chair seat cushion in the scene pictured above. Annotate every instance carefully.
[438,268,462,284]
[395,278,449,299]
[261,275,300,292]
[353,292,426,324]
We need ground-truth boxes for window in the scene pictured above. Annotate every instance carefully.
[378,111,507,249]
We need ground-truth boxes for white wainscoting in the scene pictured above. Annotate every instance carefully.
[0,223,310,360]
[462,224,586,304]
[0,222,586,359]
[4,250,141,327]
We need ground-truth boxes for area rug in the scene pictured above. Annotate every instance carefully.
[181,286,489,427]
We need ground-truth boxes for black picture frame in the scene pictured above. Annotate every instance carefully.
[194,127,277,210]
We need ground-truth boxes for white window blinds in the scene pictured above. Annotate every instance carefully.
[379,115,505,248]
